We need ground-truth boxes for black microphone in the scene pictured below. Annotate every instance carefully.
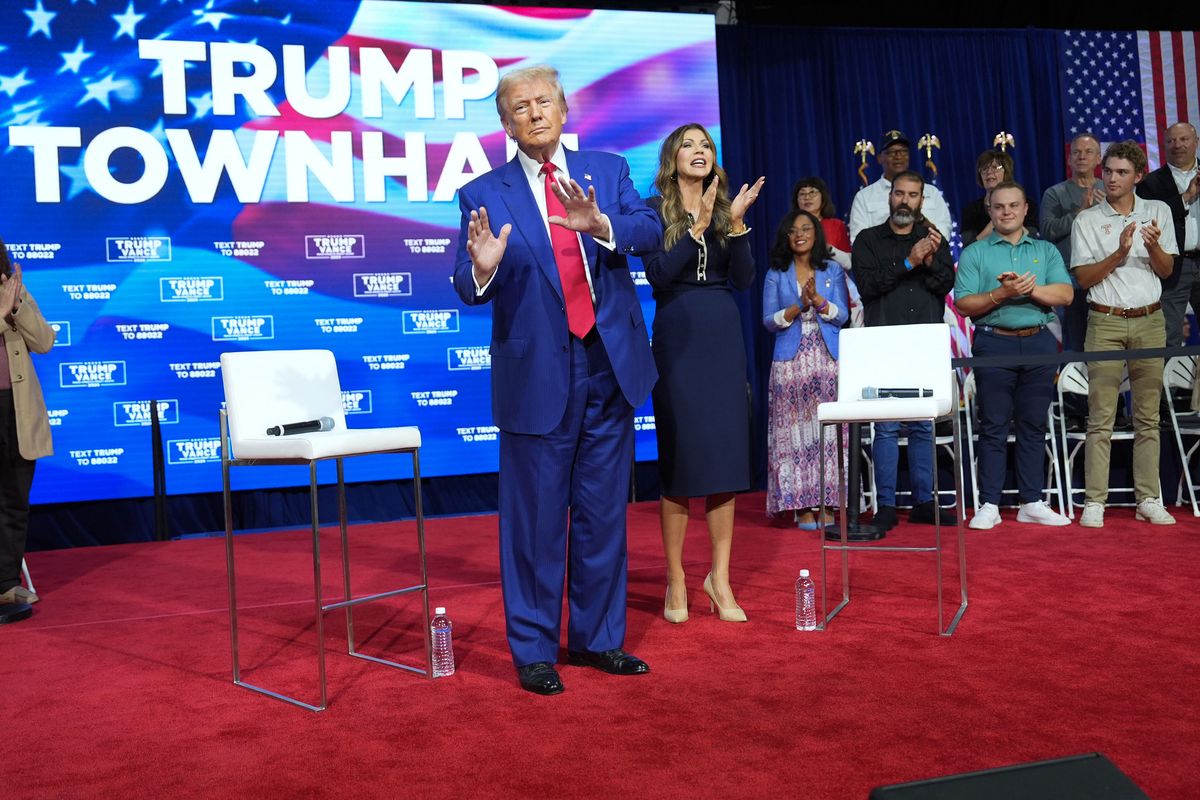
[861,387,933,399]
[266,416,335,436]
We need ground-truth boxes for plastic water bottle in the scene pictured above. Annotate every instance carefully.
[431,607,455,678]
[795,570,817,631]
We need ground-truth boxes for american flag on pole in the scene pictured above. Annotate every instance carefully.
[1061,29,1199,168]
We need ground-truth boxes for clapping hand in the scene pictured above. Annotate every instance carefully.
[801,276,825,313]
[1117,221,1138,257]
[1141,220,1163,250]
[0,261,22,318]
[998,270,1036,298]
[1184,174,1200,206]
[923,228,943,265]
[465,206,511,284]
[692,179,719,238]
[729,176,765,230]
[548,176,609,239]
[807,277,827,311]
[908,228,941,267]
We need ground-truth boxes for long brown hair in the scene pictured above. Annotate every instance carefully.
[653,123,731,250]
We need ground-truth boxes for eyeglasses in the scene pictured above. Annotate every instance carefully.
[788,226,816,236]
[796,188,821,199]
[980,164,1005,174]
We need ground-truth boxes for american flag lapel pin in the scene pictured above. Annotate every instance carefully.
[584,173,592,181]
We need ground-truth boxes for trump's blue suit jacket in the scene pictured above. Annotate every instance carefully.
[453,149,660,435]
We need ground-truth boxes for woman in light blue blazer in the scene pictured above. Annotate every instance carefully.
[762,209,849,528]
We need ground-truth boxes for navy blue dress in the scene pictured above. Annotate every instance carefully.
[644,199,754,497]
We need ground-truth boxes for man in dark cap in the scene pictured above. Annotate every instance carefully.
[849,130,953,243]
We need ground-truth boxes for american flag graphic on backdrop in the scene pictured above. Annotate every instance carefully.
[1061,29,1199,168]
[0,0,720,502]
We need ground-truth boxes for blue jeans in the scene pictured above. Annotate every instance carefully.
[872,420,933,507]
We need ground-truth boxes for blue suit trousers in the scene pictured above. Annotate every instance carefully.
[497,333,633,667]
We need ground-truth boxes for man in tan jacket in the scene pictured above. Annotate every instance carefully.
[0,246,55,610]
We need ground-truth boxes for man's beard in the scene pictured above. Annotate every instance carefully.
[890,204,917,226]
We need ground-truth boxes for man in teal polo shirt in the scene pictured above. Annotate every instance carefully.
[955,182,1074,530]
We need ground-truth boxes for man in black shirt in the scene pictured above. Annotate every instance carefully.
[851,170,956,529]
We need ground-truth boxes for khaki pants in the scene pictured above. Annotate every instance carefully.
[1083,309,1164,504]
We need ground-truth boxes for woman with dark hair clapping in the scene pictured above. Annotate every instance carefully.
[762,210,849,529]
[645,123,763,623]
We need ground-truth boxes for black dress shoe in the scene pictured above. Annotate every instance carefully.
[871,505,899,531]
[909,500,956,525]
[516,662,564,695]
[566,648,650,675]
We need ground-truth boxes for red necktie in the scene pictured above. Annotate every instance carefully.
[541,162,595,338]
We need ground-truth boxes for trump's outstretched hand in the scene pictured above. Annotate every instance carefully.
[466,206,511,285]
[548,177,610,240]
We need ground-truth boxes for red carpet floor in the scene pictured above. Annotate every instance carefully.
[6,494,1198,799]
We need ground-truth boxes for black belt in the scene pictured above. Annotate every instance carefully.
[1183,250,1200,260]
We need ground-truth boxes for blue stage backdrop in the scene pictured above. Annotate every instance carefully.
[1,0,720,504]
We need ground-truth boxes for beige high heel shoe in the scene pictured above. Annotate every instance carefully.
[663,585,689,624]
[702,572,747,623]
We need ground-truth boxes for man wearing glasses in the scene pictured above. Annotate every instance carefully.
[848,130,953,244]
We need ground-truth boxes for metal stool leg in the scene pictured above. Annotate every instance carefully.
[20,558,34,595]
[413,451,434,678]
[819,421,852,630]
[338,459,355,654]
[944,410,968,636]
[310,461,329,711]
[932,430,943,634]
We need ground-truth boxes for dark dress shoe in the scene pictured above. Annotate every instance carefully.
[909,500,956,525]
[871,505,899,531]
[516,662,564,695]
[566,648,650,675]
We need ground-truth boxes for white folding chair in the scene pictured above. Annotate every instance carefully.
[220,349,432,712]
[963,371,1066,515]
[817,324,968,636]
[1163,355,1200,516]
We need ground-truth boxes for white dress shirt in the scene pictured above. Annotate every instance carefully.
[1168,158,1199,252]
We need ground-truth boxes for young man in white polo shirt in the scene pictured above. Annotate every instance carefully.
[1071,141,1178,527]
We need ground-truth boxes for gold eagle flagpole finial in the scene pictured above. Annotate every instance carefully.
[918,133,941,179]
[854,139,875,186]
